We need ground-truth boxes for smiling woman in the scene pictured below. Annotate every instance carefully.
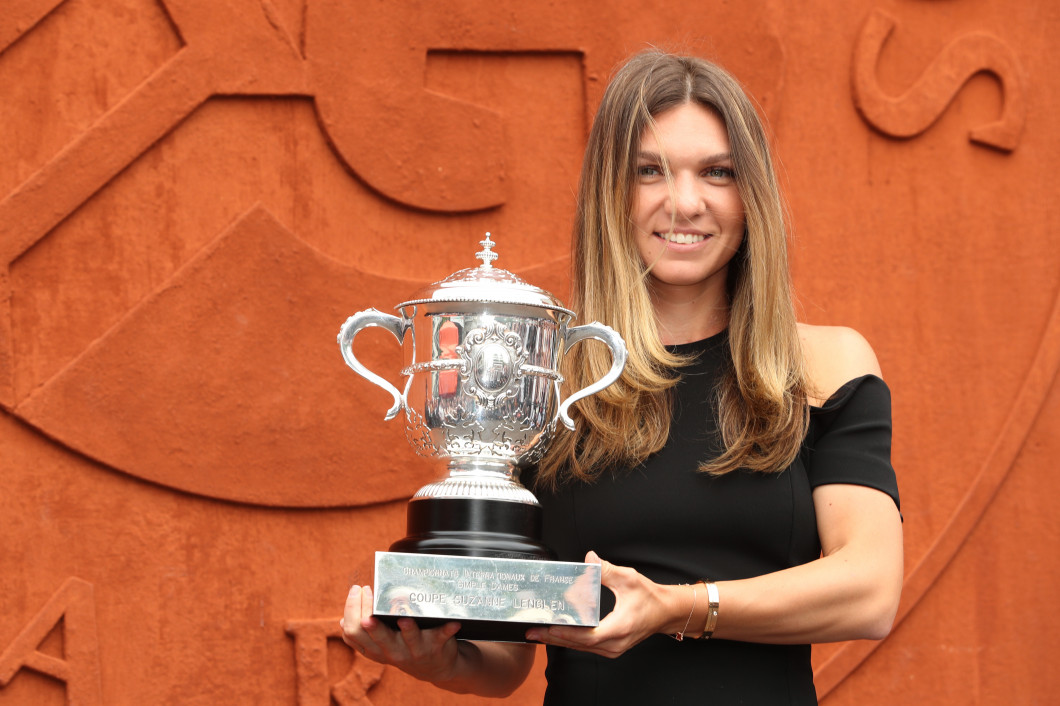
[633,103,746,327]
[341,49,903,705]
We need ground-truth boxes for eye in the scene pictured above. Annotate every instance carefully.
[637,164,662,178]
[704,166,735,180]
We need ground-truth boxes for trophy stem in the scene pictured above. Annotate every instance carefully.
[412,460,539,505]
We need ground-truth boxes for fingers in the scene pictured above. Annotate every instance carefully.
[359,585,375,628]
[341,585,392,656]
[397,617,461,660]
[586,550,620,587]
[526,624,624,659]
[341,585,364,646]
[397,617,425,657]
[526,624,591,646]
[359,586,406,655]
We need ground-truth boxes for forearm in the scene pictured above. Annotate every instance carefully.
[713,549,902,644]
[434,641,536,697]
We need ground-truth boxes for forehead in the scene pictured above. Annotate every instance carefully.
[639,102,730,156]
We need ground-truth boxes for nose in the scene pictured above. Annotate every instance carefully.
[664,173,703,222]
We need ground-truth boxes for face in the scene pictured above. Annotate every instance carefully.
[633,102,745,299]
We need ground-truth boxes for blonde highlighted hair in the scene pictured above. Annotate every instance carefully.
[536,50,808,486]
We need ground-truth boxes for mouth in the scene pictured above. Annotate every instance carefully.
[654,231,709,245]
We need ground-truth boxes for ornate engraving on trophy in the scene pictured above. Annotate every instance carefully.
[285,619,385,706]
[404,405,440,458]
[458,323,527,405]
[0,578,102,706]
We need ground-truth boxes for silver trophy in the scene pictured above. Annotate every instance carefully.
[338,234,626,640]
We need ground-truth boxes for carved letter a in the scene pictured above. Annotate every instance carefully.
[0,578,102,706]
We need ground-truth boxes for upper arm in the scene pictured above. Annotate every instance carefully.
[813,484,903,561]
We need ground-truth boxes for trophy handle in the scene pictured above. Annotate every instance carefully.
[557,322,628,431]
[338,308,411,421]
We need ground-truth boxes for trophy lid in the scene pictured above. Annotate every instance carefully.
[396,233,575,316]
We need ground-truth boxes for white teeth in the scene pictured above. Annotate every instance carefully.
[658,232,706,244]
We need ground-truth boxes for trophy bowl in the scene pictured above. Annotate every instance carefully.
[338,234,626,640]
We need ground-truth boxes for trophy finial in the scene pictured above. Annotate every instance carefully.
[476,232,499,268]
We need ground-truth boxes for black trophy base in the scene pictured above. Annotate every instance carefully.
[388,496,555,561]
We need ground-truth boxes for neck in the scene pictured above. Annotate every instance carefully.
[649,278,730,345]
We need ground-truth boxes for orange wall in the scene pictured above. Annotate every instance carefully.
[1,1,1057,703]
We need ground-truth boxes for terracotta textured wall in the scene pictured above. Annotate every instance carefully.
[1,1,1056,703]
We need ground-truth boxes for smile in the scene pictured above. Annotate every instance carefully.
[656,231,708,245]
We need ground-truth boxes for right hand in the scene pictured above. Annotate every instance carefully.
[340,584,464,684]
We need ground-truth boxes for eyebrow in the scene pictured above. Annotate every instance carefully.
[636,150,733,164]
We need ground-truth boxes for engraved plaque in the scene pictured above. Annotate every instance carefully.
[374,552,601,641]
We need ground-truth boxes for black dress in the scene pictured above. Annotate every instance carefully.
[528,330,900,705]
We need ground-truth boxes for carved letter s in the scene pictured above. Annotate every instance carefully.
[852,9,1025,151]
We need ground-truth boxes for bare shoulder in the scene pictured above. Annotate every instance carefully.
[798,323,882,405]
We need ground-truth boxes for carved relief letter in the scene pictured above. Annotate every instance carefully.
[0,578,102,706]
[852,9,1025,151]
[285,619,385,706]
[306,3,506,212]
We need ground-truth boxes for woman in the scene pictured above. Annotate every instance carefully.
[341,50,903,704]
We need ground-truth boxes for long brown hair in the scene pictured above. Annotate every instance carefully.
[536,50,808,486]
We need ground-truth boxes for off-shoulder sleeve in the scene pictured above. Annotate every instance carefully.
[805,375,900,511]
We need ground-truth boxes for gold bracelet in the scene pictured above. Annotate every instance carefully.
[699,580,720,639]
[669,583,698,641]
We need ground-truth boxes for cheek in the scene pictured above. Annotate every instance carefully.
[720,209,745,240]
[732,214,746,236]
[731,194,746,229]
[718,194,745,230]
[633,229,666,270]
[632,182,668,233]
[631,194,650,233]
[633,230,654,264]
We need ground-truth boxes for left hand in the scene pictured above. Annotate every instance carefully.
[339,585,463,683]
[525,551,680,659]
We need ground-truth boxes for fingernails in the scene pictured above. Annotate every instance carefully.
[348,585,361,598]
